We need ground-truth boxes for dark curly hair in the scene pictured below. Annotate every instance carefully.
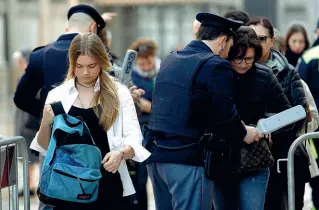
[247,16,274,38]
[228,26,263,63]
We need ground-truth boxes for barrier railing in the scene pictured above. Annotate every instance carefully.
[278,132,319,210]
[0,136,30,210]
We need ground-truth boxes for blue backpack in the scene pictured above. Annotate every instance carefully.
[38,102,102,207]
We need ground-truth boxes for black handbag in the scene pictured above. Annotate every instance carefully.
[231,137,274,174]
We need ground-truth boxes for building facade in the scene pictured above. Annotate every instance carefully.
[1,0,318,93]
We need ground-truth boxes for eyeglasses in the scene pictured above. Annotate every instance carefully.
[258,36,271,42]
[233,57,255,64]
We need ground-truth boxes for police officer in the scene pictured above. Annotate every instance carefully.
[13,5,105,210]
[13,4,105,118]
[298,40,319,210]
[143,13,262,210]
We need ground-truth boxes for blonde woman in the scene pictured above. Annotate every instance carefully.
[30,32,150,210]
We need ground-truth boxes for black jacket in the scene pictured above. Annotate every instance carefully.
[233,63,291,126]
[262,49,307,159]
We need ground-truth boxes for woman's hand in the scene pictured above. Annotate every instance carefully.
[102,151,123,174]
[42,104,55,127]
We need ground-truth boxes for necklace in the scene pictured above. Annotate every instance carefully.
[76,80,94,88]
[77,94,94,109]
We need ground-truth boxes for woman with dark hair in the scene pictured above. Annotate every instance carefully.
[212,26,291,210]
[285,24,310,67]
[248,17,308,210]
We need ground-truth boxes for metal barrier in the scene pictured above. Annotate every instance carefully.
[284,132,319,210]
[0,136,30,210]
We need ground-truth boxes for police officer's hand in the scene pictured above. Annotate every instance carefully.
[243,125,263,144]
[102,151,123,174]
[41,105,55,127]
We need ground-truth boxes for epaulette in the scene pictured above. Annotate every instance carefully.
[302,45,319,64]
[32,45,45,52]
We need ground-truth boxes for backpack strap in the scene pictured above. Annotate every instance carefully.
[50,101,66,116]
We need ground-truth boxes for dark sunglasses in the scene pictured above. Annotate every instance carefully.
[258,36,270,42]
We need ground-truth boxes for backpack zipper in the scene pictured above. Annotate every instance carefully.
[53,168,97,182]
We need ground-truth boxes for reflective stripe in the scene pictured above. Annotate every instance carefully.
[309,138,318,159]
[302,46,319,64]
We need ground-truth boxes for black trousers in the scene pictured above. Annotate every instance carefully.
[127,162,148,210]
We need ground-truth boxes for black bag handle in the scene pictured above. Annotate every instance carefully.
[50,102,83,127]
[50,101,66,116]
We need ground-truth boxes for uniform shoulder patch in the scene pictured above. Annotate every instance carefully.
[302,46,319,64]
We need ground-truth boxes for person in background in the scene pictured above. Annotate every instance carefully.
[13,49,39,196]
[274,27,319,136]
[285,24,310,67]
[125,38,159,210]
[223,10,250,25]
[129,39,158,126]
[248,16,308,210]
[274,27,319,210]
[273,28,286,54]
[312,18,319,47]
[296,25,319,210]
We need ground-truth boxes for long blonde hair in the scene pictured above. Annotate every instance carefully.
[65,32,119,131]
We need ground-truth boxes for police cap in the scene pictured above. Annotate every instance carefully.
[67,4,106,34]
[196,12,243,34]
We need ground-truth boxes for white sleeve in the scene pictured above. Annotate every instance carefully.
[120,85,151,162]
[30,132,47,156]
[29,90,55,156]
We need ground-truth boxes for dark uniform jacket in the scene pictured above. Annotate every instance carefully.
[14,33,78,118]
[144,40,247,166]
[298,45,319,108]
